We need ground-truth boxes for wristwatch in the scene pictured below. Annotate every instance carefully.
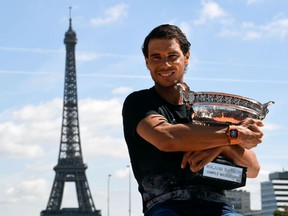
[227,126,239,145]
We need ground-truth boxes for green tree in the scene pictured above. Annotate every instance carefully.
[274,206,288,216]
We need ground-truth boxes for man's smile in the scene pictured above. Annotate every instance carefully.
[157,70,174,77]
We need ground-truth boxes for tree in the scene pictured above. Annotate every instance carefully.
[274,206,288,216]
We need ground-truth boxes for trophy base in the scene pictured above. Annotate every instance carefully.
[197,157,247,190]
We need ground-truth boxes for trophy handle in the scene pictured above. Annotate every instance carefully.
[261,101,275,119]
[176,83,195,105]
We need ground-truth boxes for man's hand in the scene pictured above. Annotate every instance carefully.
[181,147,224,172]
[236,118,264,149]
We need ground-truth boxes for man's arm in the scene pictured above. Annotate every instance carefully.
[221,145,260,178]
[181,146,260,178]
[136,114,264,152]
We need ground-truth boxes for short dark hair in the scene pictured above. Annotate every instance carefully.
[142,24,191,58]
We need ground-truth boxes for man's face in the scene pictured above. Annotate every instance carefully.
[145,38,190,88]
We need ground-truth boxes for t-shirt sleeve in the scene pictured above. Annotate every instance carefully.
[122,90,158,138]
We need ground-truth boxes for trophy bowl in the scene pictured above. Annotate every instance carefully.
[180,89,274,190]
[190,91,274,126]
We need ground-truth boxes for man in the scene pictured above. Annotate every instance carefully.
[122,24,263,216]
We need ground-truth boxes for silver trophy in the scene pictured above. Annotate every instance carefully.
[177,83,274,190]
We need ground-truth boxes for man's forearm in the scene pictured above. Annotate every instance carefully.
[221,145,260,178]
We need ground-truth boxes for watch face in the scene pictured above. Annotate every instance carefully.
[230,129,238,138]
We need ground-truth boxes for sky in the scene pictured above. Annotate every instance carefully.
[0,0,287,216]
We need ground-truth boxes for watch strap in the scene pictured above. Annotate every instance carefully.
[226,126,239,145]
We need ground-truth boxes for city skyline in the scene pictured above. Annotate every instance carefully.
[0,1,287,216]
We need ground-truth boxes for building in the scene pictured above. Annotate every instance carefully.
[225,190,251,214]
[225,190,261,216]
[261,171,288,216]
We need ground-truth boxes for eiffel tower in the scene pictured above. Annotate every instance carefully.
[41,10,101,216]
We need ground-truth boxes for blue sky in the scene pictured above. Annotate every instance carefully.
[0,0,287,216]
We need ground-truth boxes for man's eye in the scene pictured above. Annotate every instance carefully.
[152,56,161,61]
[153,56,161,59]
[168,55,179,61]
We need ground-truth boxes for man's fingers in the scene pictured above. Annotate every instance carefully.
[181,152,193,169]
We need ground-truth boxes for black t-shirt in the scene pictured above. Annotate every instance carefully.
[122,87,229,213]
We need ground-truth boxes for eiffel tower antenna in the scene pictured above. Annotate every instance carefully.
[41,7,101,216]
[69,6,72,18]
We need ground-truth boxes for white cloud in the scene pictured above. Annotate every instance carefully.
[246,0,265,5]
[115,166,132,179]
[78,98,128,158]
[242,16,288,40]
[0,100,62,158]
[261,17,288,39]
[193,2,288,41]
[179,22,193,37]
[202,1,226,19]
[11,99,61,122]
[0,97,125,159]
[112,86,133,95]
[1,140,45,158]
[78,98,122,128]
[194,1,229,25]
[77,52,99,62]
[262,122,285,132]
[90,4,129,26]
[218,16,288,40]
[243,31,262,40]
[0,178,50,204]
[83,135,128,158]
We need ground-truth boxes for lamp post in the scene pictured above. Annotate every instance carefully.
[107,174,112,216]
[127,165,131,216]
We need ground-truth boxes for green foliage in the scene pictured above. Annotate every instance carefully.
[274,206,288,216]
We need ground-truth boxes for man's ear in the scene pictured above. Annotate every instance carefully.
[145,57,150,69]
[184,51,190,64]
